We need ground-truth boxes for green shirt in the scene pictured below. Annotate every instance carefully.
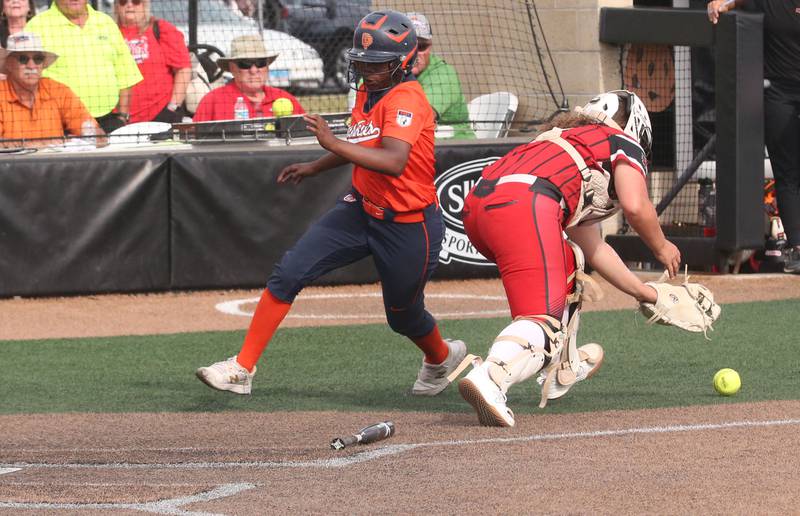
[416,54,475,139]
[27,4,143,117]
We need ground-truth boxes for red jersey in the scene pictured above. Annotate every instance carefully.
[121,20,191,123]
[481,124,648,216]
[348,80,436,213]
[192,82,305,122]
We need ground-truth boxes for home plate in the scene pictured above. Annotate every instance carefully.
[0,468,21,476]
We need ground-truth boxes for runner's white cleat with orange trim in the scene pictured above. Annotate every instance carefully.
[196,356,255,395]
[411,339,467,396]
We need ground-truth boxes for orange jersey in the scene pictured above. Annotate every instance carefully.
[348,80,436,213]
[0,78,91,141]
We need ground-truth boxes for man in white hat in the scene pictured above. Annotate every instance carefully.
[0,32,100,145]
[192,34,305,122]
[405,12,474,139]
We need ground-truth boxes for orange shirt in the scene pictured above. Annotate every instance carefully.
[348,80,436,213]
[0,77,92,141]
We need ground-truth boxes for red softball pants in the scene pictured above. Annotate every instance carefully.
[462,181,575,319]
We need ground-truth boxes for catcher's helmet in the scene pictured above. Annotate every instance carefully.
[348,10,417,70]
[583,90,653,159]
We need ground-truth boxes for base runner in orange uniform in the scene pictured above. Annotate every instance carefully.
[196,10,466,396]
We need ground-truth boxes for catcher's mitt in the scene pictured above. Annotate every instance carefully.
[639,270,721,338]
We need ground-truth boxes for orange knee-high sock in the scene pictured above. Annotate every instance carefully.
[411,325,449,364]
[236,289,292,372]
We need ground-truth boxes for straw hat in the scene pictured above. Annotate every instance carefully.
[217,34,278,72]
[0,32,59,72]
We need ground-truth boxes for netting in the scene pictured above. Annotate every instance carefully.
[617,42,718,237]
[0,0,565,148]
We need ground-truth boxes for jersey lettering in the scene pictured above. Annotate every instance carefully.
[347,120,381,143]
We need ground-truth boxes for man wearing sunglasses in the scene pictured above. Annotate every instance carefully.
[192,34,304,122]
[0,32,99,146]
[26,0,142,134]
[406,12,474,140]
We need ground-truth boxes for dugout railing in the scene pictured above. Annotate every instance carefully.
[600,7,764,270]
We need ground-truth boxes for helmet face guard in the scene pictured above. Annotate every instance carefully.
[582,90,653,160]
[346,59,404,92]
[347,10,417,92]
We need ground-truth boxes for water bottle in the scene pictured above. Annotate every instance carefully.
[233,96,249,120]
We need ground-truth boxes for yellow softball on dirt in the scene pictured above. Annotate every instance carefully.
[713,368,741,396]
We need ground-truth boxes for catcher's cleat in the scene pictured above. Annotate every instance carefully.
[537,343,604,401]
[411,338,467,396]
[459,362,515,427]
[784,246,800,274]
[196,356,255,395]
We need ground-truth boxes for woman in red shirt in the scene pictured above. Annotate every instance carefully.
[196,11,466,399]
[115,0,191,124]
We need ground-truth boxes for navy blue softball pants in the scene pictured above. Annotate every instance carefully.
[267,190,445,338]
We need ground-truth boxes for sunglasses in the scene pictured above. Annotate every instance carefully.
[117,0,143,5]
[15,54,45,65]
[235,59,269,70]
[418,40,432,52]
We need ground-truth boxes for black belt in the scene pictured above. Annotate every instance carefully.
[473,174,567,211]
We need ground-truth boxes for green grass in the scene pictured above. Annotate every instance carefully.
[1,299,798,415]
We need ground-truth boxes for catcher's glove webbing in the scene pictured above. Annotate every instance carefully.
[639,268,721,338]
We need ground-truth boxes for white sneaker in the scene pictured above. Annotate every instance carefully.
[411,339,467,396]
[537,343,604,400]
[458,362,515,427]
[196,356,255,395]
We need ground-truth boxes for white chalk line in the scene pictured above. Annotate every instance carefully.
[2,419,796,513]
[215,292,507,318]
[0,445,414,471]
[0,468,20,476]
[0,482,255,515]
[2,417,797,473]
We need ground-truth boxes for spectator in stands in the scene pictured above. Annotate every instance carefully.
[115,0,192,124]
[226,0,256,17]
[26,0,143,134]
[708,0,800,273]
[0,0,35,48]
[0,32,101,145]
[193,34,304,122]
[406,12,474,139]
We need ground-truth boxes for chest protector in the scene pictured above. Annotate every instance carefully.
[534,127,619,227]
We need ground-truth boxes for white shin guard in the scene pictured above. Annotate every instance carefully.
[484,319,556,394]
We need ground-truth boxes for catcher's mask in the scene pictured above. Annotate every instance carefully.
[347,10,418,92]
[581,90,653,162]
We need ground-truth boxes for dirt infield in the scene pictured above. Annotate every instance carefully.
[1,273,800,514]
[3,273,799,340]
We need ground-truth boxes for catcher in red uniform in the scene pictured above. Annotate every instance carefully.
[450,90,720,427]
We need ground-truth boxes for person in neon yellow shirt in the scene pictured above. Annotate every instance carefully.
[26,0,142,133]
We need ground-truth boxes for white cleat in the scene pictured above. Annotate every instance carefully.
[458,362,515,427]
[537,343,604,400]
[411,339,467,396]
[196,356,255,395]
